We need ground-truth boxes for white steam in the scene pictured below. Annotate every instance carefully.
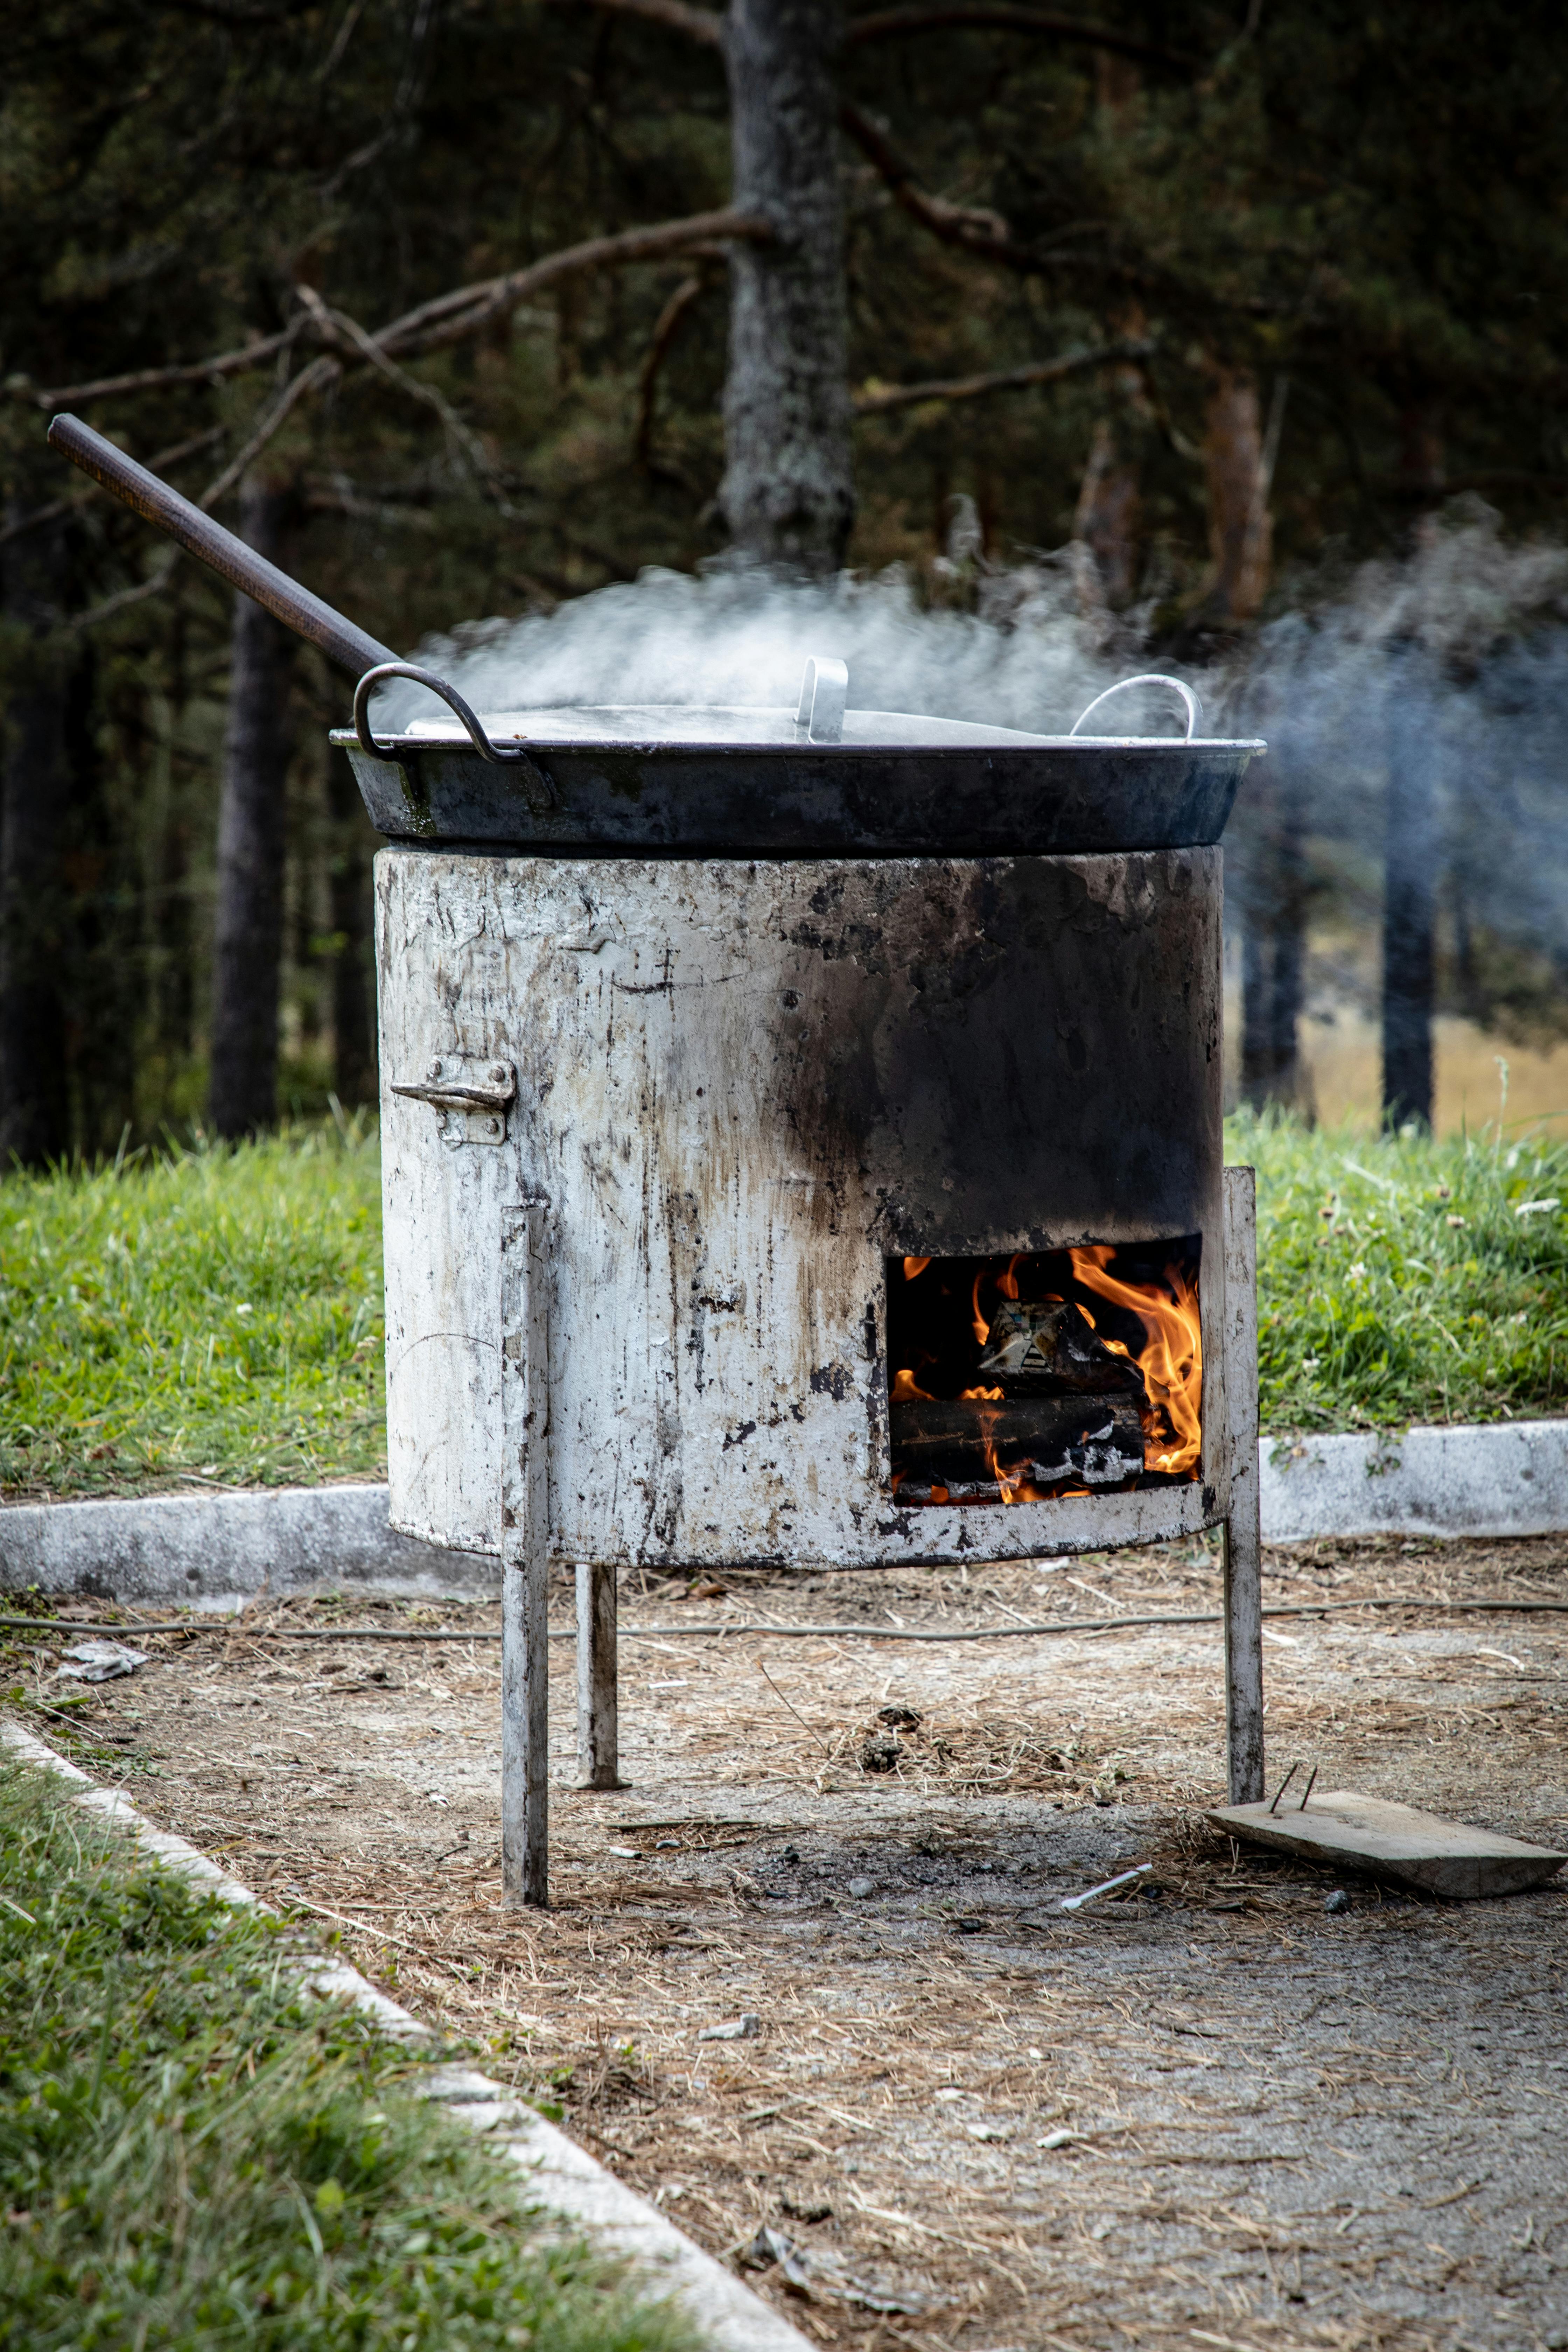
[375,498,1568,978]
[379,551,1176,735]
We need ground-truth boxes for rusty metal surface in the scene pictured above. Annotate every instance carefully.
[377,847,1228,1569]
[344,733,1256,856]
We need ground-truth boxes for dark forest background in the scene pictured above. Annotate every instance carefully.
[4,0,1568,1159]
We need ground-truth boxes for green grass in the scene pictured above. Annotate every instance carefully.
[1240,1107,1568,1434]
[2,1112,1564,1504]
[0,1125,385,1499]
[0,1757,700,2352]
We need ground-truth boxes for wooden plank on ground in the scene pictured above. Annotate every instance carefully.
[1206,1790,1567,1899]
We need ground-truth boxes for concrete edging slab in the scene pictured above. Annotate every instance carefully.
[0,1482,491,1609]
[0,1720,811,2352]
[1,1420,1564,1614]
[1260,1417,1568,1543]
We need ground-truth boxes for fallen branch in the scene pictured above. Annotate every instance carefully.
[550,0,1198,70]
[854,335,1154,413]
[842,4,1199,69]
[376,208,768,357]
[841,100,1026,267]
[293,283,493,477]
[64,548,182,636]
[841,99,1161,296]
[25,329,297,413]
[46,211,769,630]
[545,0,724,44]
[193,353,342,512]
[34,210,769,415]
[634,268,715,466]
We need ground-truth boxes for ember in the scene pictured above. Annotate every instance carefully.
[887,1242,1202,1505]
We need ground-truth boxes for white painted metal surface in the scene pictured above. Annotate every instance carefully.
[1221,1166,1264,1802]
[499,1201,550,1903]
[376,849,1230,1571]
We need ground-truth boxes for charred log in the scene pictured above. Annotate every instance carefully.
[975,1297,1145,1396]
[890,1393,1146,1492]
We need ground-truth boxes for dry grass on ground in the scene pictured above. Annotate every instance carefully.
[8,1535,1567,2351]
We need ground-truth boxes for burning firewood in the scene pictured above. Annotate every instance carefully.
[975,1298,1146,1398]
[889,1393,1145,1495]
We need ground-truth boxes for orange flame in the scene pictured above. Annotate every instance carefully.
[903,1255,931,1280]
[963,1378,1042,1503]
[1069,1246,1202,1476]
[891,1366,934,1401]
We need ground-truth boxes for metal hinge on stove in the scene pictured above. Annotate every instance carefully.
[391,1055,516,1146]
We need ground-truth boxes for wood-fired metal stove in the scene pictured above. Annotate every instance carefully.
[41,410,1269,1917]
[356,673,1269,1907]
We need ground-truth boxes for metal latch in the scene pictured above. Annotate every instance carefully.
[391,1056,516,1146]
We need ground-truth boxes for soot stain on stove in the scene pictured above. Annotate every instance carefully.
[769,855,1218,1258]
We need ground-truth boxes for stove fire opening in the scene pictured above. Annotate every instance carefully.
[886,1239,1202,1506]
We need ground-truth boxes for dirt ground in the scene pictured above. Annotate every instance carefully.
[11,1534,1568,2352]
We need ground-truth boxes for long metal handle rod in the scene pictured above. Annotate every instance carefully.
[47,412,398,678]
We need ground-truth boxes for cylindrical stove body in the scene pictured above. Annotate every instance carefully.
[376,844,1228,1568]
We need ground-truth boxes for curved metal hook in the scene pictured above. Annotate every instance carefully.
[354,662,506,763]
[1070,673,1203,741]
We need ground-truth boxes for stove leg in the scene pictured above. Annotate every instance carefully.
[575,1561,622,1789]
[500,1202,551,1906]
[1222,1164,1265,1804]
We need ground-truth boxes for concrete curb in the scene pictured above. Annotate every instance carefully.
[0,1720,811,2352]
[0,1482,495,1610]
[1261,1418,1568,1543]
[2,1422,1565,1613]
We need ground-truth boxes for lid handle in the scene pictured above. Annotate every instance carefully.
[1069,673,1202,741]
[354,662,507,762]
[796,655,848,744]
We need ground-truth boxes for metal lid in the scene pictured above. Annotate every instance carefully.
[359,702,1260,755]
[331,666,1266,857]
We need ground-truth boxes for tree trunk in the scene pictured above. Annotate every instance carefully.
[0,513,76,1166]
[1239,756,1311,1115]
[209,481,294,1140]
[1398,403,1445,498]
[721,0,855,570]
[326,748,376,1106]
[1072,68,1146,612]
[1382,673,1437,1131]
[1073,415,1145,609]
[1203,366,1280,625]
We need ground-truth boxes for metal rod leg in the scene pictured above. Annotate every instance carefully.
[500,1202,550,1906]
[1222,1164,1265,1804]
[575,1560,622,1790]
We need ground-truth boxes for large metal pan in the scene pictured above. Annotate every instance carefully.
[50,414,1264,856]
